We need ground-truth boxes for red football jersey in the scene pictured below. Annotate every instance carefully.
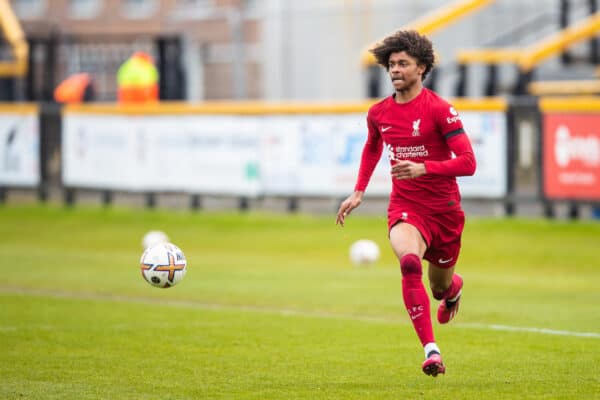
[355,88,476,214]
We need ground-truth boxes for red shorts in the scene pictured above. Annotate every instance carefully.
[388,208,465,268]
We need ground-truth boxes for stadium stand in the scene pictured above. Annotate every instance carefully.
[455,8,600,96]
[360,0,495,67]
[361,0,495,97]
[527,79,600,95]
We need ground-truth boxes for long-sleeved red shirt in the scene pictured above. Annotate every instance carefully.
[355,88,476,214]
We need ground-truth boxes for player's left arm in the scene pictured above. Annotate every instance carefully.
[423,102,476,177]
[424,131,476,177]
[391,134,475,179]
[391,103,476,180]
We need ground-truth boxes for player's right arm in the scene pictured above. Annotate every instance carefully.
[336,113,383,227]
[336,190,364,226]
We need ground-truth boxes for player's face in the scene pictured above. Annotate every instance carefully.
[387,51,425,92]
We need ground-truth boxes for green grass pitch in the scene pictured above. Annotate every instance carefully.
[1,204,599,399]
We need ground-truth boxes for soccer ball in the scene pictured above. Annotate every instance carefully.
[349,239,380,266]
[140,242,187,288]
[142,230,169,249]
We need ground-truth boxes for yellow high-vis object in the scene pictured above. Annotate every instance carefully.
[117,54,159,87]
[361,0,495,67]
[0,0,29,77]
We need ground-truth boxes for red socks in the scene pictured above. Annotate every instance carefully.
[400,254,434,346]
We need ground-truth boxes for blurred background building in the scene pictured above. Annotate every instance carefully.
[3,0,599,102]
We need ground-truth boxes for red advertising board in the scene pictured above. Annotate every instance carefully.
[543,114,600,200]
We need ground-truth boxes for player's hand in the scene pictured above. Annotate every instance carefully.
[336,191,364,227]
[391,160,426,179]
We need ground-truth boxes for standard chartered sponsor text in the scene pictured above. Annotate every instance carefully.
[394,144,429,159]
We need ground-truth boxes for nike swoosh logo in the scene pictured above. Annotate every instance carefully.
[438,257,453,264]
[411,313,423,320]
[381,126,392,132]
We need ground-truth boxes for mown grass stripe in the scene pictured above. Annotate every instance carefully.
[3,286,598,339]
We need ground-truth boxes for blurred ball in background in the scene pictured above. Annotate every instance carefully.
[142,230,169,250]
[349,239,380,266]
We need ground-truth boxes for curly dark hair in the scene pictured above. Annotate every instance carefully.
[370,30,435,81]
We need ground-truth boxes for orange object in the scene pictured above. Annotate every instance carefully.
[117,85,159,103]
[54,73,93,103]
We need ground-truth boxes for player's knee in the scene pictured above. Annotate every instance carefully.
[400,253,422,276]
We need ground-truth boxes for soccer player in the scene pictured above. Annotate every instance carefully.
[336,30,476,377]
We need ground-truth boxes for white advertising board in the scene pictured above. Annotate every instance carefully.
[0,111,39,186]
[63,114,261,195]
[62,110,506,198]
[458,111,508,198]
[260,114,390,196]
